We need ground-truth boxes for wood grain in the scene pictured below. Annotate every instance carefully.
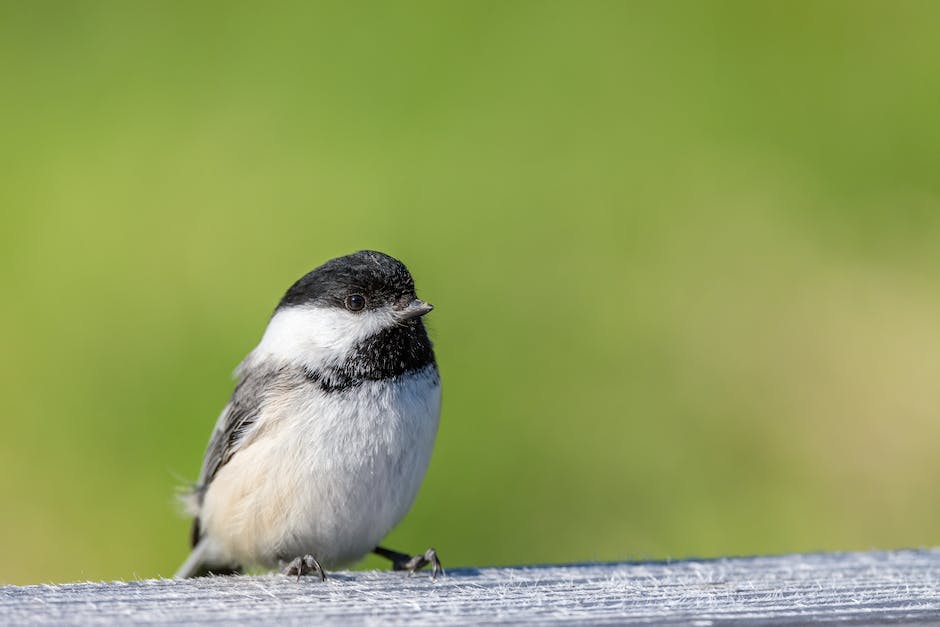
[2,549,939,625]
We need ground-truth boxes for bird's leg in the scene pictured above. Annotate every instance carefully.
[373,546,443,579]
[281,554,327,582]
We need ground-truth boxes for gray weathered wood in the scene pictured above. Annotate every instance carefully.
[2,550,939,625]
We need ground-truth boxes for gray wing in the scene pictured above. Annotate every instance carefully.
[189,365,294,549]
[196,365,287,491]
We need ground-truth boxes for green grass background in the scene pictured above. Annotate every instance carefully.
[2,1,939,585]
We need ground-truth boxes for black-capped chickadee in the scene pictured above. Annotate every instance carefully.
[175,251,442,580]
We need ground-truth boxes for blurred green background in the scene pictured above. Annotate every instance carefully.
[2,1,939,585]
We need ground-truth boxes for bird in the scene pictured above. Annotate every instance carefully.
[175,250,443,581]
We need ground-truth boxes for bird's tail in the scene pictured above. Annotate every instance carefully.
[174,539,210,579]
[174,538,243,578]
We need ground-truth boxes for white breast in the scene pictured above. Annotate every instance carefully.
[199,365,441,569]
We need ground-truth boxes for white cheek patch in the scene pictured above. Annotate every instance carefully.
[251,305,398,367]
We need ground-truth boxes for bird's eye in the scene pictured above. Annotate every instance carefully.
[345,294,366,312]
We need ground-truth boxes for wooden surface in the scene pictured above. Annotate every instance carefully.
[2,549,939,625]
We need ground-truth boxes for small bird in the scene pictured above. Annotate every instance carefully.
[175,250,443,580]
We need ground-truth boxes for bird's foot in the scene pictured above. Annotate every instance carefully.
[373,546,443,579]
[281,554,326,582]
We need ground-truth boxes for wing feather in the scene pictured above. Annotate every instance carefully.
[194,365,289,500]
[187,365,296,549]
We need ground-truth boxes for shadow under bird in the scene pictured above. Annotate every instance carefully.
[176,250,442,580]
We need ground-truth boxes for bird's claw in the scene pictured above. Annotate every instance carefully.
[397,548,443,580]
[282,554,326,582]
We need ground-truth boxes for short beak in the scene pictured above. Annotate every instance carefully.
[396,299,434,320]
